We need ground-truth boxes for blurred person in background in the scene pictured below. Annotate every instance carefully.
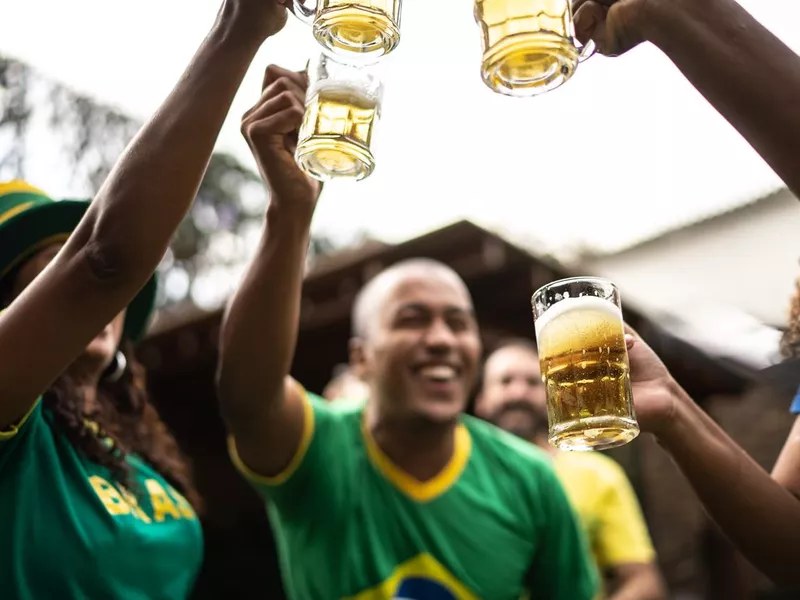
[322,364,369,403]
[476,339,666,600]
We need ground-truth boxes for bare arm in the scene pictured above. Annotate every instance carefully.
[772,416,800,498]
[0,2,286,431]
[608,563,666,600]
[575,0,800,198]
[644,0,800,198]
[217,67,321,477]
[656,383,800,589]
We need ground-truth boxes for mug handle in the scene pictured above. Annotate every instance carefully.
[578,39,596,63]
[293,0,317,24]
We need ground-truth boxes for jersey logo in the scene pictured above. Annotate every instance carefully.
[347,553,479,600]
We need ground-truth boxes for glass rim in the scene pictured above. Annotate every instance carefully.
[532,275,615,302]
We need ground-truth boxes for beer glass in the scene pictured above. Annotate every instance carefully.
[532,277,639,451]
[296,54,383,182]
[293,0,402,62]
[475,0,595,97]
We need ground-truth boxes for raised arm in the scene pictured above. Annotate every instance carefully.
[0,1,287,430]
[625,331,800,590]
[216,66,322,478]
[575,0,800,198]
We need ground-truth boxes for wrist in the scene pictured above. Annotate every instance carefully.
[632,0,688,48]
[214,2,274,49]
[265,200,316,232]
[651,380,696,448]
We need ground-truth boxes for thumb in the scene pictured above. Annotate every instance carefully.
[625,334,636,351]
[574,1,604,45]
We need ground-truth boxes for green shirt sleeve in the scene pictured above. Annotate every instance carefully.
[527,463,599,600]
[0,399,42,454]
[228,388,358,518]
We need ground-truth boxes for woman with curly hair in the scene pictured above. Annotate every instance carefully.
[0,1,289,598]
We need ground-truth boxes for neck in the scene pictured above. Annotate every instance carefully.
[532,431,558,457]
[365,405,458,482]
[65,361,104,416]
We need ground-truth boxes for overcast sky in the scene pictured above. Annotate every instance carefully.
[1,0,797,255]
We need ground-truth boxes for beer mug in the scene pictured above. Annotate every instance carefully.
[532,277,640,451]
[475,0,595,97]
[293,0,402,62]
[296,54,383,182]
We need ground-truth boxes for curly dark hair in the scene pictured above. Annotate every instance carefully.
[1,266,202,512]
[781,276,800,360]
[44,340,203,511]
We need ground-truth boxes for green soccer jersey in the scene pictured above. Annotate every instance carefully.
[0,401,203,600]
[229,390,598,600]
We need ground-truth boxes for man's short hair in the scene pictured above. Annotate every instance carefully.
[351,258,467,339]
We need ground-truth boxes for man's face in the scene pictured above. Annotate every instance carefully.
[354,271,482,424]
[477,346,547,440]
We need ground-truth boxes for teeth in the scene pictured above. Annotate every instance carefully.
[420,365,456,381]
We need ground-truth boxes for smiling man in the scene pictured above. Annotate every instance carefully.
[215,64,597,600]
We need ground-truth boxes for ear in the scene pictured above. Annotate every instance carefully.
[349,337,367,377]
[473,391,488,419]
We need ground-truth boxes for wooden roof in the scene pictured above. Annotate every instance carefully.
[137,220,751,400]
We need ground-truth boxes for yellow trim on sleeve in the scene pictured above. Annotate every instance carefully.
[227,385,315,486]
[363,417,471,503]
[0,399,40,441]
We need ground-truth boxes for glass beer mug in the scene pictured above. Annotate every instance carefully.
[293,0,403,62]
[532,277,640,451]
[296,54,384,182]
[475,0,595,97]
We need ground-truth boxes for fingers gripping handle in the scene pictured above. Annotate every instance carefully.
[578,38,596,63]
[293,0,317,24]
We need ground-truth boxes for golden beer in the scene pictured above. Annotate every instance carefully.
[296,0,402,60]
[534,289,639,451]
[475,0,588,96]
[296,83,380,182]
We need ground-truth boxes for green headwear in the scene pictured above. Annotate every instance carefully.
[0,180,157,342]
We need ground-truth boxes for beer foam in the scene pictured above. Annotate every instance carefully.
[309,80,381,105]
[534,296,622,340]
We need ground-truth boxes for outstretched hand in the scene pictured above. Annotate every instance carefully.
[224,0,291,40]
[241,65,321,212]
[624,324,682,436]
[573,0,655,56]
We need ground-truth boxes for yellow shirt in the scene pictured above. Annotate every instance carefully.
[553,452,656,573]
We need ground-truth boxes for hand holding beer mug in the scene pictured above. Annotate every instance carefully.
[292,0,402,62]
[532,277,640,451]
[296,54,383,182]
[475,0,595,97]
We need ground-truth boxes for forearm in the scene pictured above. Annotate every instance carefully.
[643,0,800,197]
[218,204,313,417]
[75,5,265,279]
[657,383,800,588]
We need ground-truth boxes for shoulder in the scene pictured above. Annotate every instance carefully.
[302,391,364,447]
[306,391,364,424]
[555,451,630,488]
[462,415,552,474]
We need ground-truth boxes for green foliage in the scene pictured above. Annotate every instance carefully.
[0,55,345,310]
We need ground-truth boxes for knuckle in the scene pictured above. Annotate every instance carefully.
[276,89,296,105]
[273,77,292,93]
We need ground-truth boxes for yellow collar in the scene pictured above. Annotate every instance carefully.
[362,417,471,503]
